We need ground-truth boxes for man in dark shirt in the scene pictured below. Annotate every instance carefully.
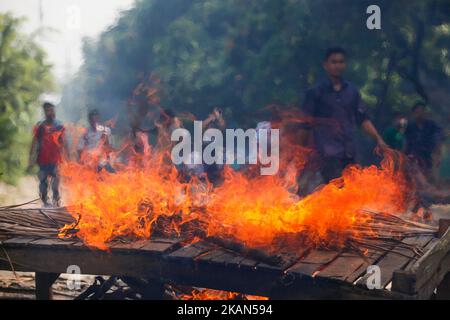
[404,102,443,177]
[299,47,387,183]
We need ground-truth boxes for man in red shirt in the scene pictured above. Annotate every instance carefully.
[29,102,66,207]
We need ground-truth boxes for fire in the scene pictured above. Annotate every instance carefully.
[59,124,411,253]
[59,146,197,248]
[179,288,268,300]
[58,94,412,252]
[205,150,410,251]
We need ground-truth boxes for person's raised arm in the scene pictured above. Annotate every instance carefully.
[355,90,387,150]
[213,108,226,130]
[361,119,388,149]
[203,112,216,129]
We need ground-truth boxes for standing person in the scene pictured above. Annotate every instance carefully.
[299,47,387,183]
[77,109,116,173]
[404,102,443,181]
[203,107,226,185]
[203,107,226,133]
[383,112,408,151]
[29,102,66,207]
[154,108,183,150]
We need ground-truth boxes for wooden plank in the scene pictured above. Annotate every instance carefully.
[344,249,385,283]
[109,240,148,250]
[269,247,415,300]
[197,248,281,276]
[108,241,139,250]
[0,241,169,279]
[317,242,399,284]
[238,257,260,269]
[71,240,88,248]
[357,236,432,289]
[59,238,183,250]
[315,251,370,282]
[201,244,278,270]
[392,229,450,299]
[257,249,309,272]
[255,262,283,275]
[320,234,432,287]
[160,240,217,284]
[2,237,38,246]
[196,249,229,264]
[205,250,258,269]
[196,248,250,267]
[197,247,289,276]
[161,242,281,297]
[402,238,439,271]
[140,241,181,253]
[417,253,450,300]
[225,252,250,266]
[150,237,184,244]
[269,273,414,300]
[28,238,77,248]
[286,249,340,278]
[108,239,182,254]
[165,240,213,260]
[438,219,450,238]
[255,250,306,275]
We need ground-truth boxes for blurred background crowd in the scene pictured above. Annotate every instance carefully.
[0,0,449,189]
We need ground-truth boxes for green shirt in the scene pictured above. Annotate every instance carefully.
[383,127,404,150]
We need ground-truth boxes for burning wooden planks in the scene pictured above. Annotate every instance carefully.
[0,217,449,299]
[0,201,440,268]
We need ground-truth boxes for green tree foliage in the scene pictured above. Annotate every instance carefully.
[63,0,450,129]
[0,13,53,184]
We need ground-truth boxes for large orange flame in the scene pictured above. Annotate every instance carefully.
[205,150,409,251]
[60,120,411,253]
[60,149,197,249]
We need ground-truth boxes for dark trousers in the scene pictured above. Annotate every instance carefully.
[320,157,355,183]
[38,164,60,204]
